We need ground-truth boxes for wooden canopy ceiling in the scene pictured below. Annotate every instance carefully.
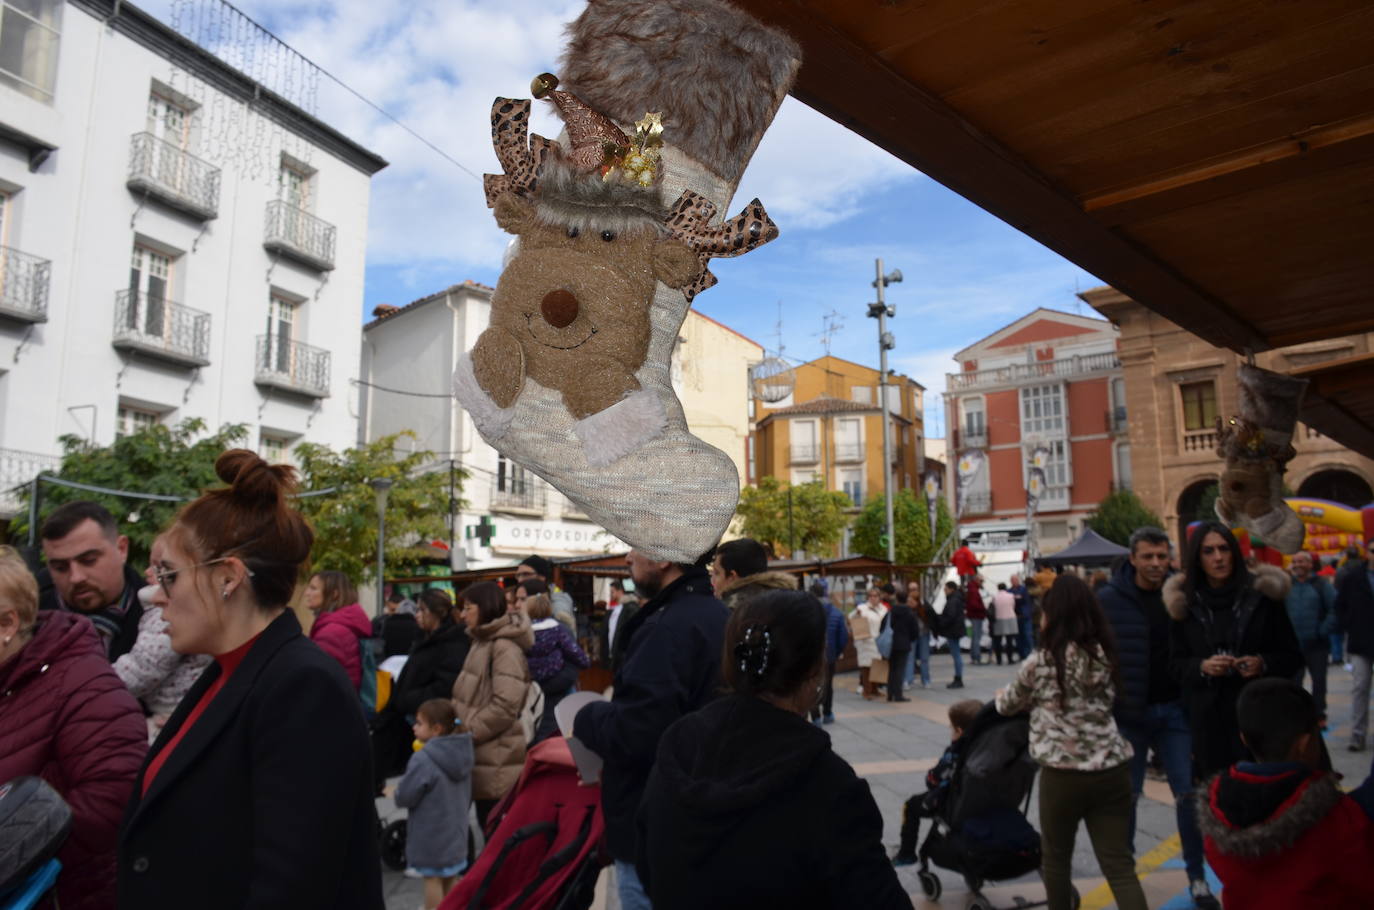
[732,0,1374,453]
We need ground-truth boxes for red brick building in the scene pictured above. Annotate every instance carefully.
[943,309,1124,551]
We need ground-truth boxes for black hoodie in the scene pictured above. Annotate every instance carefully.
[635,695,910,910]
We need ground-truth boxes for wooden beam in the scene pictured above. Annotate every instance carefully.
[731,0,1272,353]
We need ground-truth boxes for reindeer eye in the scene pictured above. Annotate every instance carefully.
[600,230,616,242]
[566,226,580,239]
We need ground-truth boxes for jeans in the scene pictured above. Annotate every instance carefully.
[1352,653,1372,747]
[1331,631,1346,664]
[615,859,653,910]
[903,649,915,687]
[950,638,964,679]
[1017,612,1034,659]
[1294,645,1329,717]
[1039,763,1147,910]
[1119,701,1205,881]
[916,631,931,685]
[810,661,836,721]
[888,648,911,700]
[969,619,985,663]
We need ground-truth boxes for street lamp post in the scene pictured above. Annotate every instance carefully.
[369,477,393,619]
[867,259,902,566]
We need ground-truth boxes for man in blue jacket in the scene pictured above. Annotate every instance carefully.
[1097,526,1217,910]
[808,580,849,725]
[574,549,728,910]
[1285,551,1335,726]
[1335,547,1374,752]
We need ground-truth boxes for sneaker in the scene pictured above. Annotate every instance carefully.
[822,713,835,725]
[1190,879,1219,910]
[892,854,917,867]
[1350,742,1366,752]
[947,678,965,689]
[811,716,823,727]
[403,867,423,879]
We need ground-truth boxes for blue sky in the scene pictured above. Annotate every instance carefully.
[167,0,1102,437]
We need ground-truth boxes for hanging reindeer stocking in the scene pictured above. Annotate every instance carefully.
[1214,363,1310,554]
[452,0,800,562]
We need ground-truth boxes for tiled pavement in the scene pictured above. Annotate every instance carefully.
[383,655,1373,909]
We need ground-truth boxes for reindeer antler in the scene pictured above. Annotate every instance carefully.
[664,191,779,302]
[483,98,557,207]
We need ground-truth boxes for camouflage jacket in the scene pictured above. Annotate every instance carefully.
[995,642,1133,771]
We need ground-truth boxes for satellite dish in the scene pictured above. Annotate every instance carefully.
[750,357,795,403]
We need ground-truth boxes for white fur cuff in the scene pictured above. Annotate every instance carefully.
[574,389,668,467]
[452,353,516,441]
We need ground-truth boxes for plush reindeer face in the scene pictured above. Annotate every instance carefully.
[489,192,698,382]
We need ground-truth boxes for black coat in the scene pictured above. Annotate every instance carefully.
[1165,564,1302,778]
[374,612,421,659]
[573,567,727,862]
[888,602,918,652]
[117,611,382,910]
[391,621,470,719]
[636,695,910,910]
[1335,564,1374,658]
[942,590,966,639]
[1098,559,1178,721]
[37,563,146,662]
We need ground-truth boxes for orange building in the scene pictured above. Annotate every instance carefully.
[750,355,924,524]
[944,309,1124,552]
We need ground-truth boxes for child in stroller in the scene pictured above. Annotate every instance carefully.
[893,699,982,866]
[908,702,1054,910]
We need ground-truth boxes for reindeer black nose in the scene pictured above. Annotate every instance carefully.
[540,289,579,328]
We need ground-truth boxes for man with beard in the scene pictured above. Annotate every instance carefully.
[38,501,145,662]
[573,549,728,910]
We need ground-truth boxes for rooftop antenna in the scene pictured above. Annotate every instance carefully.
[814,308,845,356]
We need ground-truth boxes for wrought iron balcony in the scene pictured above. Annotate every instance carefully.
[263,200,336,271]
[789,443,819,465]
[961,491,992,514]
[127,132,221,220]
[112,290,211,367]
[491,477,545,513]
[957,428,988,450]
[947,351,1120,392]
[254,336,331,398]
[0,246,51,323]
[0,447,61,517]
[834,443,865,463]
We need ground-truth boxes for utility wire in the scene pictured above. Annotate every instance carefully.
[351,378,453,399]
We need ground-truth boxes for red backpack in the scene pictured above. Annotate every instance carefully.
[441,738,606,910]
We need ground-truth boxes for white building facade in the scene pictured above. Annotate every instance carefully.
[0,0,385,511]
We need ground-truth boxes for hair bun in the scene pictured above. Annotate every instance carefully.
[215,448,297,504]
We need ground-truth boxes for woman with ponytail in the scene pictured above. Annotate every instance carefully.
[635,589,909,909]
[117,450,382,910]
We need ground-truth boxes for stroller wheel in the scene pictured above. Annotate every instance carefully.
[967,897,993,910]
[918,871,942,900]
[379,818,408,871]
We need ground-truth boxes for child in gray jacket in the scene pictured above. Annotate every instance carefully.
[395,698,475,909]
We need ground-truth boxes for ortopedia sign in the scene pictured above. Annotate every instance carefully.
[488,518,610,554]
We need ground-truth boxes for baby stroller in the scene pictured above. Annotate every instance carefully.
[916,704,1079,910]
[440,737,605,910]
[0,777,71,910]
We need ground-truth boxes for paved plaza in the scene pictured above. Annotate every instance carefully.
[382,652,1372,909]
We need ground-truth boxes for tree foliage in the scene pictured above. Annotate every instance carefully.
[294,432,462,584]
[851,487,955,566]
[736,477,852,557]
[1087,489,1166,546]
[12,419,250,567]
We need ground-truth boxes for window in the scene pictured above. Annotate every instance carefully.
[0,0,61,102]
[840,468,863,506]
[147,93,190,148]
[0,188,8,246]
[265,294,296,374]
[789,419,818,463]
[1180,381,1217,431]
[1021,383,1065,436]
[836,417,861,460]
[128,244,174,340]
[116,405,160,438]
[496,454,527,494]
[1115,443,1132,491]
[850,385,872,405]
[961,398,985,444]
[278,158,313,211]
[1040,439,1070,489]
[259,432,293,465]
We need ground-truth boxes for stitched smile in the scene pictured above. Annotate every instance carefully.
[525,312,598,350]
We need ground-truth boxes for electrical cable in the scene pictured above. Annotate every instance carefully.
[351,378,453,399]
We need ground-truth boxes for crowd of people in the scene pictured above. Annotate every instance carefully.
[2,449,1372,910]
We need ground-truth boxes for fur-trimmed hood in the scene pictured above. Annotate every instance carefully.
[717,570,798,609]
[1163,563,1292,621]
[1197,763,1343,858]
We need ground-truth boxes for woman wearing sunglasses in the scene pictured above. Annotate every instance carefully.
[117,449,382,910]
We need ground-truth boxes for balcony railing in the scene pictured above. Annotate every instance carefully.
[834,443,864,463]
[0,246,51,323]
[0,447,61,516]
[1182,429,1218,454]
[947,351,1120,392]
[789,443,819,465]
[1038,485,1071,510]
[957,428,988,450]
[127,132,221,220]
[112,290,211,367]
[1106,406,1129,434]
[491,477,545,513]
[263,200,336,271]
[561,496,589,519]
[961,491,992,514]
[254,335,331,398]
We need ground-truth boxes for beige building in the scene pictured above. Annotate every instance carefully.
[673,311,764,485]
[1085,287,1374,545]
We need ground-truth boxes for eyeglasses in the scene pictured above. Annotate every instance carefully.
[155,557,254,591]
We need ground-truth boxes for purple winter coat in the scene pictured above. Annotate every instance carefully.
[309,603,373,690]
[0,610,147,910]
[526,618,590,683]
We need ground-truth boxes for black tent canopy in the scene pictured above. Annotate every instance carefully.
[1039,529,1129,569]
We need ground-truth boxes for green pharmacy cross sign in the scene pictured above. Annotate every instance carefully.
[466,515,496,547]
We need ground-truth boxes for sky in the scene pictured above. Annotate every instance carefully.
[160,0,1103,438]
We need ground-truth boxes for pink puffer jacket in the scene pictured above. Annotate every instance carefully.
[0,610,147,910]
[309,603,373,689]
